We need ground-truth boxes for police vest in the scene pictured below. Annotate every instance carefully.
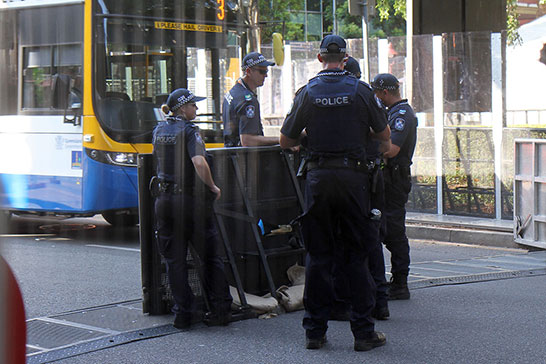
[152,117,194,190]
[305,73,368,158]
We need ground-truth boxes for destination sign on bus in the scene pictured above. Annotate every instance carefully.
[154,21,223,33]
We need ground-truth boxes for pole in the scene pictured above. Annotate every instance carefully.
[406,0,413,103]
[332,0,336,34]
[361,1,369,82]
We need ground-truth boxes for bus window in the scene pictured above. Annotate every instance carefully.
[0,11,17,116]
[22,44,82,113]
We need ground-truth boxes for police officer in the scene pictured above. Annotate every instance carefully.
[222,52,279,147]
[280,35,390,351]
[371,73,418,300]
[152,88,233,329]
[344,57,390,320]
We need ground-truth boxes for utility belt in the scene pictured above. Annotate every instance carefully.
[384,163,410,173]
[149,176,184,196]
[306,157,369,173]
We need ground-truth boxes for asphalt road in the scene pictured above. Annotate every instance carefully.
[2,215,545,364]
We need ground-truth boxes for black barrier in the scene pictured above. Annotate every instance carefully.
[209,146,306,297]
[138,146,305,315]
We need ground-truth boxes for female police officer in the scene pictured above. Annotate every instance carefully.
[153,88,232,329]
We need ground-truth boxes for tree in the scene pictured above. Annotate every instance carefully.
[375,0,530,45]
[258,0,305,43]
[241,0,261,51]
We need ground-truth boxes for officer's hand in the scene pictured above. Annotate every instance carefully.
[289,146,300,152]
[211,185,221,200]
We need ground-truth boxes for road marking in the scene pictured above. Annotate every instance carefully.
[26,344,46,351]
[86,244,140,252]
[0,234,56,238]
[36,317,120,335]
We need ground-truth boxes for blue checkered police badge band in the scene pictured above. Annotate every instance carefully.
[320,46,346,53]
[242,53,275,71]
[171,93,195,111]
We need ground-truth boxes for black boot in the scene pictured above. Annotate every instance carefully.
[387,273,410,300]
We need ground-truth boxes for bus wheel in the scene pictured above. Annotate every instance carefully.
[102,211,139,227]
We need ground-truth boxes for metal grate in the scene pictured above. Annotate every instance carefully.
[26,319,107,349]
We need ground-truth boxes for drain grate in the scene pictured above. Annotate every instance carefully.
[410,268,546,289]
[26,319,108,349]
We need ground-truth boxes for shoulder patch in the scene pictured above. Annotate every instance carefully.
[245,105,255,119]
[394,118,405,131]
[374,95,384,109]
[195,131,204,145]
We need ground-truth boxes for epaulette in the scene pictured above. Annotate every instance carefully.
[359,80,373,91]
[294,84,306,96]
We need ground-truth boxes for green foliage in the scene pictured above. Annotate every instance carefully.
[370,0,406,37]
[506,0,522,45]
[336,1,367,39]
[376,0,406,21]
[259,0,304,42]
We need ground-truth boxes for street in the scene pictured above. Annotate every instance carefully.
[1,215,546,363]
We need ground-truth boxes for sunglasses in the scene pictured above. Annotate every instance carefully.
[254,68,268,75]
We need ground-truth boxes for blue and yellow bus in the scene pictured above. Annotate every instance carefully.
[0,0,241,225]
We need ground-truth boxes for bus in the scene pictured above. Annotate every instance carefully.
[0,0,242,225]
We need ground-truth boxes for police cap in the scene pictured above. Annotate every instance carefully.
[371,73,399,91]
[242,52,275,71]
[320,35,347,54]
[166,88,206,112]
[345,56,361,79]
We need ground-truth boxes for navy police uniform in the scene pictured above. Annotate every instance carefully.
[152,90,232,325]
[222,52,274,147]
[222,79,263,147]
[382,98,417,278]
[336,57,389,318]
[282,57,388,341]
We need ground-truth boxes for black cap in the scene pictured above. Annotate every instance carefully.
[371,73,399,90]
[345,56,361,78]
[166,88,206,111]
[242,52,275,71]
[319,35,347,54]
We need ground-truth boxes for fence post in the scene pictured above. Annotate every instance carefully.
[433,35,444,215]
[491,32,503,220]
[281,43,292,117]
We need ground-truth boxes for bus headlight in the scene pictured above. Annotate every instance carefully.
[106,152,137,166]
[85,149,138,167]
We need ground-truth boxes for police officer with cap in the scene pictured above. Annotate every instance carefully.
[343,57,390,320]
[153,88,233,329]
[371,73,418,300]
[222,52,279,147]
[280,35,390,351]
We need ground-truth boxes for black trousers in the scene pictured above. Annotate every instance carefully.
[333,167,388,310]
[154,192,232,318]
[301,168,376,340]
[383,165,412,276]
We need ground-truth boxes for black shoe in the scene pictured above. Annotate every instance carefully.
[387,283,410,300]
[203,311,231,327]
[306,335,327,350]
[173,314,192,330]
[371,305,390,320]
[354,331,386,351]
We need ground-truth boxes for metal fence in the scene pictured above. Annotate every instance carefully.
[257,29,546,221]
